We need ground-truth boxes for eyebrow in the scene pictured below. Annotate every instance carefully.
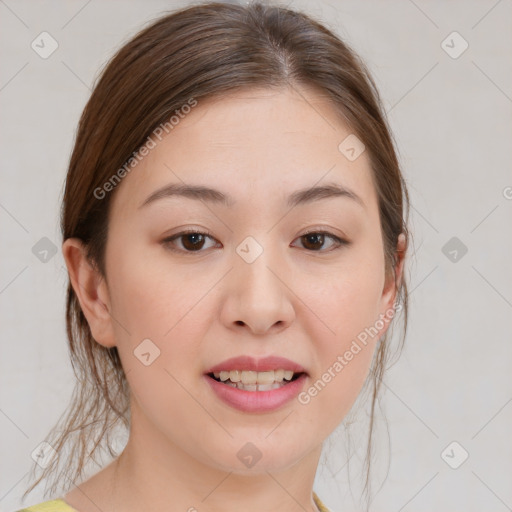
[139,181,365,210]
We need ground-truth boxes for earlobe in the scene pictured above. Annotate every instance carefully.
[393,233,407,293]
[62,238,117,348]
[380,232,407,318]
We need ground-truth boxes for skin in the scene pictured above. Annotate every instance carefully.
[62,85,405,512]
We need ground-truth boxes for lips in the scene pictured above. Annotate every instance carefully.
[205,355,308,375]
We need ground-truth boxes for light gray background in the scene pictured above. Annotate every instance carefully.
[1,1,511,511]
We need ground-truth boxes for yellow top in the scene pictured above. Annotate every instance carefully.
[15,499,78,512]
[17,493,331,512]
[313,491,331,512]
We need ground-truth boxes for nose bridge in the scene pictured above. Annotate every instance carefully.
[227,232,294,333]
[235,233,282,295]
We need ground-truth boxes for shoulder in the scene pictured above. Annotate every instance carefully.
[14,498,79,512]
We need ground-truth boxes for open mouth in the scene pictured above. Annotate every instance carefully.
[204,368,309,411]
[207,372,305,382]
[206,371,306,391]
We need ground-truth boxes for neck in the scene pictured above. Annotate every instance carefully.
[108,402,323,512]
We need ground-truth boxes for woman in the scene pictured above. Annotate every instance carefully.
[18,2,410,511]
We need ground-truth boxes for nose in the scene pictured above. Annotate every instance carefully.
[221,242,295,335]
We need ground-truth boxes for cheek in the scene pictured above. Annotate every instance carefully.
[105,248,215,390]
[295,253,384,422]
[108,256,209,417]
[299,253,385,344]
[107,243,207,335]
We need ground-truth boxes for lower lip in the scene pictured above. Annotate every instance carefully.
[204,374,308,413]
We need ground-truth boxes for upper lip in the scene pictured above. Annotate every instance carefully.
[205,355,308,375]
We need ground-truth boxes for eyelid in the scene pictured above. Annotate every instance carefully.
[162,228,217,253]
[299,228,347,241]
[295,230,348,251]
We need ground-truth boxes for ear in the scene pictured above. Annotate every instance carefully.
[377,233,407,334]
[62,238,117,348]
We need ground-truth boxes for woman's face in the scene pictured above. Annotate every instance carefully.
[70,86,401,476]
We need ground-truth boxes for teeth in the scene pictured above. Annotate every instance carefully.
[214,369,295,385]
[223,381,286,391]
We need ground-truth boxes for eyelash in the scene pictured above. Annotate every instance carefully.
[162,229,349,254]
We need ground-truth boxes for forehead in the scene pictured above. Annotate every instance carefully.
[110,86,377,218]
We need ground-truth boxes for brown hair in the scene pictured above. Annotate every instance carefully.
[23,1,410,508]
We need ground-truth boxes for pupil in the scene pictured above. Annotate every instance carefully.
[304,233,323,250]
[183,233,204,250]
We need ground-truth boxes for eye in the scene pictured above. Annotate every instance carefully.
[162,230,218,253]
[292,231,348,252]
[162,229,349,254]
